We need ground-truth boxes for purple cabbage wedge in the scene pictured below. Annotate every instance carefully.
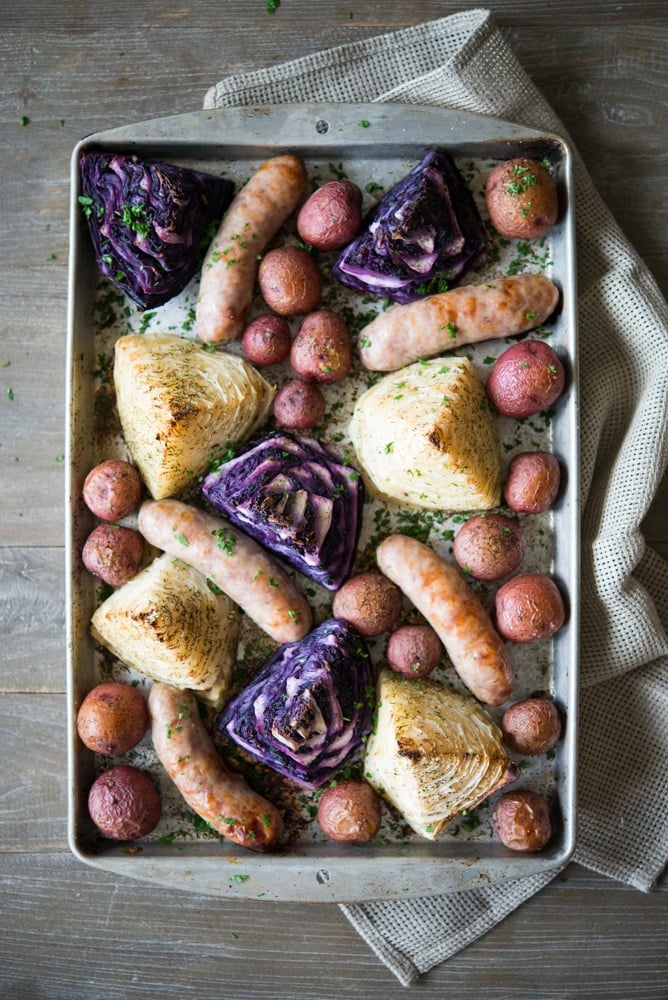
[201,431,364,591]
[79,152,234,309]
[218,619,374,788]
[333,150,486,303]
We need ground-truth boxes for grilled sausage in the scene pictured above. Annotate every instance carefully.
[376,534,513,705]
[196,154,307,343]
[137,498,312,644]
[359,274,560,371]
[149,683,282,852]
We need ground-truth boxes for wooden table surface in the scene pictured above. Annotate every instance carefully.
[2,2,666,997]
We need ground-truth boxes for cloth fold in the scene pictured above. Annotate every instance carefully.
[205,9,668,986]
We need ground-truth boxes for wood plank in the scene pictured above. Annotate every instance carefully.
[0,853,665,999]
[0,551,66,694]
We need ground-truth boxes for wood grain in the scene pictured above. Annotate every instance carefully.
[1,1,666,996]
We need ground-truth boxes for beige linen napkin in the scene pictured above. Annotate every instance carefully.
[204,9,668,986]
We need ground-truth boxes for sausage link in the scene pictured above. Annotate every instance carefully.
[149,683,282,852]
[137,498,312,644]
[196,154,307,343]
[377,534,513,705]
[359,274,560,371]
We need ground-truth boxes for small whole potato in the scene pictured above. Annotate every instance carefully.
[273,378,326,430]
[76,681,149,755]
[82,523,144,586]
[486,157,558,239]
[453,512,527,581]
[486,340,565,418]
[83,459,143,520]
[495,573,566,643]
[290,309,352,384]
[241,314,292,365]
[504,451,561,514]
[317,779,382,843]
[493,789,552,852]
[258,246,322,316]
[296,180,363,251]
[387,624,442,678]
[87,765,161,841]
[332,571,403,637]
[501,697,563,755]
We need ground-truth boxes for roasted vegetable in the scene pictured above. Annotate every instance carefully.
[91,552,239,706]
[79,152,234,308]
[364,670,515,839]
[218,619,374,789]
[349,357,501,512]
[201,430,364,590]
[333,150,486,303]
[113,333,274,499]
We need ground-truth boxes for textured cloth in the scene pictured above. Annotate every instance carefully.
[205,9,668,986]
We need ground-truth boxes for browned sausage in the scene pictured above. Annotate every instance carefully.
[137,498,312,644]
[149,683,282,852]
[196,154,307,343]
[359,274,560,371]
[376,534,513,705]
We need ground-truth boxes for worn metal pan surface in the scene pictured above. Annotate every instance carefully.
[66,103,579,902]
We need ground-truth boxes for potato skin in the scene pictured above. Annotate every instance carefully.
[504,451,561,513]
[273,378,325,430]
[317,779,381,843]
[77,681,149,755]
[290,309,352,384]
[501,697,563,755]
[87,765,161,841]
[493,789,552,852]
[258,246,322,316]
[82,523,144,586]
[296,180,363,251]
[241,314,291,365]
[83,459,143,520]
[486,340,565,418]
[386,624,442,678]
[495,573,565,643]
[332,571,403,637]
[486,158,558,240]
[453,512,526,581]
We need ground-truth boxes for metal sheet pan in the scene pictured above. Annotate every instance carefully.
[66,103,579,902]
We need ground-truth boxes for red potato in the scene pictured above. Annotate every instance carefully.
[273,378,325,430]
[493,789,552,852]
[495,573,566,643]
[241,314,292,365]
[453,513,526,581]
[258,246,322,316]
[486,158,559,240]
[296,180,363,251]
[386,624,442,678]
[317,780,382,843]
[77,681,149,755]
[290,309,352,384]
[87,765,161,841]
[332,571,403,637]
[486,340,565,418]
[504,451,561,513]
[501,697,563,755]
[82,523,145,586]
[82,459,143,520]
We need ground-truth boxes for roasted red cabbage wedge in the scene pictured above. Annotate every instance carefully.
[217,619,374,789]
[332,149,486,303]
[201,430,364,591]
[79,152,235,308]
